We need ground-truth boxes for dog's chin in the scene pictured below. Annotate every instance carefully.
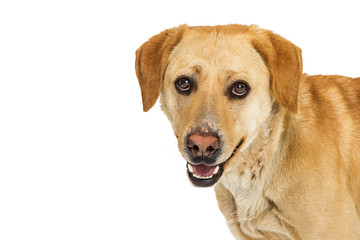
[186,162,225,187]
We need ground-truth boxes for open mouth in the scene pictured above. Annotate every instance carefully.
[187,162,224,187]
[186,138,244,187]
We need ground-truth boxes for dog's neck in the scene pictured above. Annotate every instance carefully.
[220,102,286,193]
[219,102,293,239]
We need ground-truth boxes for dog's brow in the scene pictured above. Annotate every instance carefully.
[225,70,237,81]
[192,65,202,74]
[224,70,250,82]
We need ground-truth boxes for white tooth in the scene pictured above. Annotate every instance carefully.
[194,173,214,179]
[214,166,219,174]
[187,164,194,173]
[195,174,203,179]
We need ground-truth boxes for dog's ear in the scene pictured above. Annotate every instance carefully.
[135,25,187,112]
[252,30,303,113]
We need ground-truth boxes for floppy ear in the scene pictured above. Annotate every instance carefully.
[135,25,187,112]
[252,30,303,113]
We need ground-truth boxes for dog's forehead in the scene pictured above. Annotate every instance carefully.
[168,28,268,82]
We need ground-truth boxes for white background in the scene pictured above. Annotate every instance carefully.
[0,0,359,239]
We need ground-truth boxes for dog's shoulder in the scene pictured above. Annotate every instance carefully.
[297,74,360,126]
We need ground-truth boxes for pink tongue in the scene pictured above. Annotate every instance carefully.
[192,164,217,177]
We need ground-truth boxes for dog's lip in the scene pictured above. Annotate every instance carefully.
[186,138,245,187]
[224,138,245,163]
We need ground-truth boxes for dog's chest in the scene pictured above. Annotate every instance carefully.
[221,171,292,239]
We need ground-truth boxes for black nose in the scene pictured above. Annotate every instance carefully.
[187,131,220,164]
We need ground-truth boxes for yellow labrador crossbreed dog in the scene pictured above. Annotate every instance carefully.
[135,24,360,239]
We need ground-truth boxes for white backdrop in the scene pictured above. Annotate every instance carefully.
[1,0,359,239]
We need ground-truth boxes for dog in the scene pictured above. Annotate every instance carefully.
[135,24,360,239]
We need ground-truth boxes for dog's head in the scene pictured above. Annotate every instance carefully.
[135,25,302,187]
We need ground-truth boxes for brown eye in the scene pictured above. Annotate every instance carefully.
[175,78,191,93]
[231,81,249,98]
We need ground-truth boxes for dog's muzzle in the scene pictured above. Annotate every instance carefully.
[185,129,244,187]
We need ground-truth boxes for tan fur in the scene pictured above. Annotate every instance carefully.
[135,24,360,239]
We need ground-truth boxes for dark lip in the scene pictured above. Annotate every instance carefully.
[224,138,244,162]
[186,138,244,187]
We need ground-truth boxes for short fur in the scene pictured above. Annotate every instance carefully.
[135,24,360,239]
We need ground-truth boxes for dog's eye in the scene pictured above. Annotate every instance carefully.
[175,77,191,93]
[231,81,249,98]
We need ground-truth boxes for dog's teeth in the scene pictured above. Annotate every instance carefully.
[193,173,213,179]
[188,164,194,173]
[194,174,201,179]
[189,164,220,180]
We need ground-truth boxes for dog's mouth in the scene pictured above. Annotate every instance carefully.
[186,138,244,187]
[186,162,224,187]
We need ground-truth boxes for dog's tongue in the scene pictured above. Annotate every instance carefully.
[192,164,217,177]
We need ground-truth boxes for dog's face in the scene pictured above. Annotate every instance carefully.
[160,29,273,187]
[136,25,302,187]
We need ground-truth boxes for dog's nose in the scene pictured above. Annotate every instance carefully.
[187,132,220,159]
